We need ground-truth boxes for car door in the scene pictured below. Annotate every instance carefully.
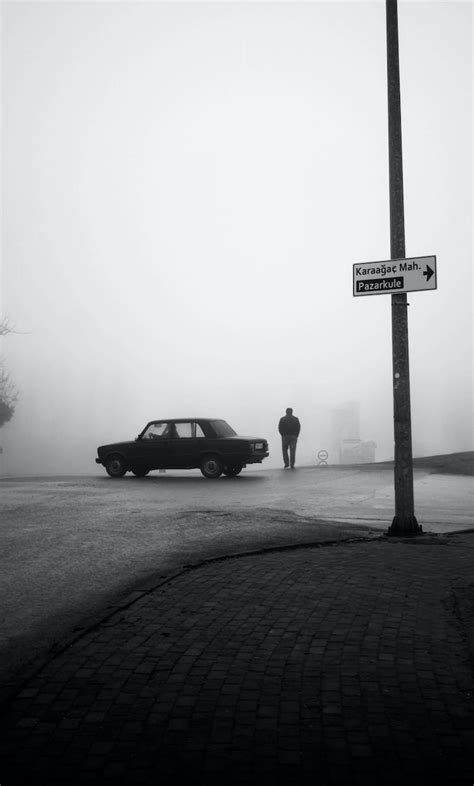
[130,422,173,469]
[171,421,196,467]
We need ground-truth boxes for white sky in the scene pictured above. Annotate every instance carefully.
[1,0,472,474]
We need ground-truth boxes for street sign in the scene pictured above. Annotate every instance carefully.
[353,255,437,297]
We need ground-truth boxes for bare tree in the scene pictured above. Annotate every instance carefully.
[0,318,19,428]
[0,317,15,337]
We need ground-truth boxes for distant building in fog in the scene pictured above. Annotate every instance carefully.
[330,401,376,464]
[340,438,377,464]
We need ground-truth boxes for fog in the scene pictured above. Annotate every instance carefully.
[1,0,472,475]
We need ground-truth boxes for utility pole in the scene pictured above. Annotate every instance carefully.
[385,0,422,536]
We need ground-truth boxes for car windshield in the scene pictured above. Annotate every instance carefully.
[210,419,237,437]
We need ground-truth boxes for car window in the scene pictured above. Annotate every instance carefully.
[175,422,192,438]
[195,423,205,438]
[144,422,168,439]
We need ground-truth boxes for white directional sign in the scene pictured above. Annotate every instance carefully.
[353,255,437,297]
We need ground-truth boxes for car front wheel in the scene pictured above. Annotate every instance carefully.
[223,463,243,477]
[200,455,223,479]
[105,455,127,478]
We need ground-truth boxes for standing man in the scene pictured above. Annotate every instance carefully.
[278,407,301,469]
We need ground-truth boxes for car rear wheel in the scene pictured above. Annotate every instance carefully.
[223,463,243,477]
[200,455,223,479]
[132,467,150,477]
[105,455,127,478]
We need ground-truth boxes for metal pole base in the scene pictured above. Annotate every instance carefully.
[387,516,423,537]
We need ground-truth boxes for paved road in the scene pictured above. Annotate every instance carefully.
[1,466,472,693]
[2,533,474,785]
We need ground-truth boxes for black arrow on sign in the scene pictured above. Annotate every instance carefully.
[423,265,434,282]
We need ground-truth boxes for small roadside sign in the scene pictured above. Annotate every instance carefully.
[353,255,437,297]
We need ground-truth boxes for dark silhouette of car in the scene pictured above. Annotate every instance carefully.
[96,418,269,479]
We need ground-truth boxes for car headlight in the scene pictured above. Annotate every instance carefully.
[253,442,264,450]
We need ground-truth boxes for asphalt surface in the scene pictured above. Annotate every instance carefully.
[1,530,474,785]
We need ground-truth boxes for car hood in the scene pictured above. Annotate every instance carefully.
[97,440,135,452]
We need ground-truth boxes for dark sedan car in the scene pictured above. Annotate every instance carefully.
[96,418,269,479]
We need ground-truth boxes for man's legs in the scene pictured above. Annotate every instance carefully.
[281,436,290,467]
[289,437,297,468]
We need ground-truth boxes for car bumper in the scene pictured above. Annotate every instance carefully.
[246,452,269,464]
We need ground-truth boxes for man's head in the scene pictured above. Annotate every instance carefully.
[286,408,293,415]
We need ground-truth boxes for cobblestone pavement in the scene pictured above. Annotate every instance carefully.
[1,533,474,786]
